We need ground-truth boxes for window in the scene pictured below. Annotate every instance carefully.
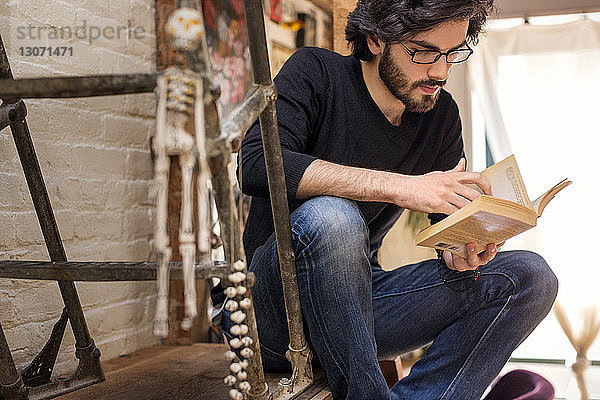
[469,15,600,362]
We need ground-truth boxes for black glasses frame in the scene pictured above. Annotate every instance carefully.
[399,42,474,64]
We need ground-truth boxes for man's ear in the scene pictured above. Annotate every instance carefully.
[366,35,384,56]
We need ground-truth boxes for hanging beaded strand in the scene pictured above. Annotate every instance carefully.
[223,260,253,399]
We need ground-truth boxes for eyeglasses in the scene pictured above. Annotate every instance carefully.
[399,42,473,64]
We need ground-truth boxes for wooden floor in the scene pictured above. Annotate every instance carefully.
[59,343,331,399]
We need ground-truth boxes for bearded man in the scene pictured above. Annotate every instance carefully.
[221,1,559,398]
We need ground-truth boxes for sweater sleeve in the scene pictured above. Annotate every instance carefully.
[239,48,327,203]
[428,99,465,226]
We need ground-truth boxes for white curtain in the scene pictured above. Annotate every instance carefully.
[467,18,600,364]
[468,18,600,161]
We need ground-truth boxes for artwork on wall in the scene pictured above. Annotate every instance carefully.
[281,0,296,25]
[296,13,316,48]
[270,0,282,23]
[201,0,253,117]
[270,41,295,77]
[321,18,333,50]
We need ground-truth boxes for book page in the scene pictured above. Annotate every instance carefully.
[531,178,572,217]
[480,155,533,209]
[420,211,534,258]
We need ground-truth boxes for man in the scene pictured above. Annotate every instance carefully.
[229,0,558,398]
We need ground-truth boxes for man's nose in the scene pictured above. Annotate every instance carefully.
[427,56,453,82]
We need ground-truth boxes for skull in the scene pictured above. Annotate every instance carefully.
[166,7,205,50]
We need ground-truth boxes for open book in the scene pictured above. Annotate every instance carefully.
[415,155,571,258]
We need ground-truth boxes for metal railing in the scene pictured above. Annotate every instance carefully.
[0,0,318,398]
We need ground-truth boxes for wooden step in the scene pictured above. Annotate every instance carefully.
[58,343,332,400]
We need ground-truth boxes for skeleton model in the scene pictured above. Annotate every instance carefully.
[152,7,212,337]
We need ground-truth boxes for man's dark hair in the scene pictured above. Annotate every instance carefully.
[345,0,496,61]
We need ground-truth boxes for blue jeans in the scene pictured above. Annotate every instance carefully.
[229,196,558,400]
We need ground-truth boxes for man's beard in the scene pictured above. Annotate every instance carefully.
[378,46,445,113]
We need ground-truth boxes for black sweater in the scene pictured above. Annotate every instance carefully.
[240,47,464,268]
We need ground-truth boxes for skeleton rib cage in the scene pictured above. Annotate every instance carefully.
[0,0,321,398]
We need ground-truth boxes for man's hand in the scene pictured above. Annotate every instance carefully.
[443,241,505,271]
[395,158,491,215]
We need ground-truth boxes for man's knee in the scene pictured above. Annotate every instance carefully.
[500,250,558,313]
[291,196,368,249]
[289,196,371,284]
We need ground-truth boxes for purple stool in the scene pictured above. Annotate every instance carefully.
[483,369,555,400]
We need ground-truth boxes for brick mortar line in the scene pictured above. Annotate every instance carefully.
[0,208,153,216]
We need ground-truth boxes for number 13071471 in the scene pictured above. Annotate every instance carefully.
[19,47,73,57]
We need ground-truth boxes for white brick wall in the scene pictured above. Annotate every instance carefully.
[0,0,160,376]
